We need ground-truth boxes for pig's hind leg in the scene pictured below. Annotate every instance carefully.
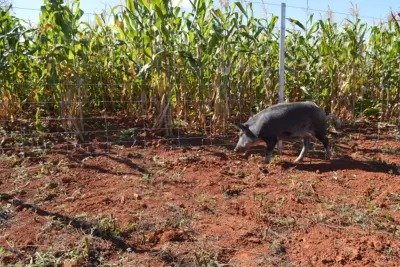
[294,138,310,163]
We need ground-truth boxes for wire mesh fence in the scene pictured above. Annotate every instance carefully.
[0,0,398,202]
[1,34,400,161]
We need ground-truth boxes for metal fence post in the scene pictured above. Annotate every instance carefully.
[278,2,286,154]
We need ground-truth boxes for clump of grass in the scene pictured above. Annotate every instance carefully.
[11,165,31,184]
[141,173,155,185]
[221,184,244,198]
[167,167,187,183]
[94,215,122,238]
[120,128,140,140]
[193,250,223,267]
[221,165,251,179]
[178,154,201,164]
[382,148,400,155]
[10,237,98,267]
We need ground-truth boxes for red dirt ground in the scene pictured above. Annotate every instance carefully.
[1,124,399,266]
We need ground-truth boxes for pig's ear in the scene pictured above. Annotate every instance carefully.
[239,123,248,131]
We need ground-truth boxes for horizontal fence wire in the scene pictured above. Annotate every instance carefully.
[9,2,391,23]
[0,96,361,105]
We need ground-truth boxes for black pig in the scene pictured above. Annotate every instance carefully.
[234,101,337,163]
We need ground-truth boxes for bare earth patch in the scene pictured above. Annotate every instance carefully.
[1,126,399,266]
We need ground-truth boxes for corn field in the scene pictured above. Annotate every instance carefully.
[1,0,399,138]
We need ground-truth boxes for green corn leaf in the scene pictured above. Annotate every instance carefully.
[287,18,306,31]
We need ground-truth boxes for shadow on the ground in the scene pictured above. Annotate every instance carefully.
[64,152,148,176]
[4,199,131,251]
[280,155,399,175]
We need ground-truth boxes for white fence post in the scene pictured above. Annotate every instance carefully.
[279,2,286,105]
[278,2,286,154]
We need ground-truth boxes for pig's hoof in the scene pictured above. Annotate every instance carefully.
[294,158,304,163]
[263,159,270,164]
